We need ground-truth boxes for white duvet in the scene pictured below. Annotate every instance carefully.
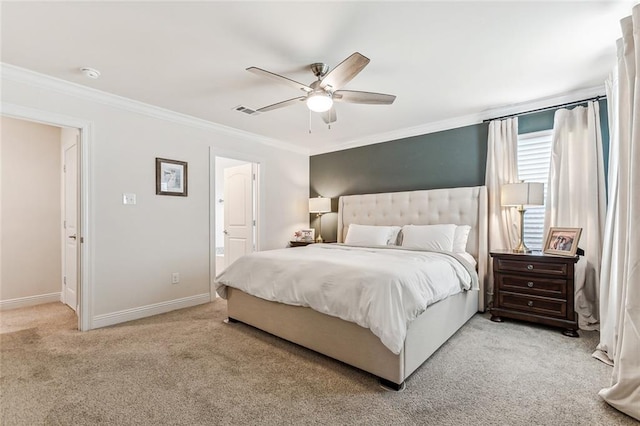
[215,244,478,355]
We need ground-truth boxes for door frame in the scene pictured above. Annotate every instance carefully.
[2,102,93,331]
[210,147,263,300]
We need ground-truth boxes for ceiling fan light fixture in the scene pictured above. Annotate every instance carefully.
[306,92,333,112]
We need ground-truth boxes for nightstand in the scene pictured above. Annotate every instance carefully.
[490,250,579,337]
[288,241,314,247]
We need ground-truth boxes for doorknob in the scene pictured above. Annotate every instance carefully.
[69,235,77,240]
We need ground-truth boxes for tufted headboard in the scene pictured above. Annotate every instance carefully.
[337,186,488,310]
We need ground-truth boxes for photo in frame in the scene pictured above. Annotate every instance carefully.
[156,158,188,196]
[543,227,582,256]
[300,228,315,242]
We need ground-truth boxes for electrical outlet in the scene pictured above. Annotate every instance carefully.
[171,272,180,284]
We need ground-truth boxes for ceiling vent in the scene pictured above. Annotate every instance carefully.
[234,105,259,116]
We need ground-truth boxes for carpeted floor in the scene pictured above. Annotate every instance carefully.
[0,300,635,425]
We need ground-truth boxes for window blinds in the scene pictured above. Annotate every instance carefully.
[517,130,553,251]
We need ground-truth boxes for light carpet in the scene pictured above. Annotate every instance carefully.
[0,300,635,425]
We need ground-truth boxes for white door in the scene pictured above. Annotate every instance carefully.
[63,142,78,311]
[223,163,254,268]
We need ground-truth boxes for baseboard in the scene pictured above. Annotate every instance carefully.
[92,293,210,329]
[0,292,62,311]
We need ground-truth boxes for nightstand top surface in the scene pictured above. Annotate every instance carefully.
[490,249,578,261]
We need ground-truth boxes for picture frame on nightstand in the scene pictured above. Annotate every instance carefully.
[292,229,315,242]
[300,228,315,242]
[543,227,582,257]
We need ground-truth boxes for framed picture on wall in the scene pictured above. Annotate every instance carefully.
[543,227,582,256]
[156,158,188,196]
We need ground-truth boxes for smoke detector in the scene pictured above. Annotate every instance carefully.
[80,67,101,79]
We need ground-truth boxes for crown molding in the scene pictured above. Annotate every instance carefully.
[1,63,309,156]
[3,63,605,158]
[310,84,606,155]
[310,112,485,155]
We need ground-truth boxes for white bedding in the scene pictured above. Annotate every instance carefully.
[215,244,478,355]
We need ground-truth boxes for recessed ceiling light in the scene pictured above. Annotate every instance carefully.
[80,67,100,79]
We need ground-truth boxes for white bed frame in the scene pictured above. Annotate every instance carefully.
[226,186,488,389]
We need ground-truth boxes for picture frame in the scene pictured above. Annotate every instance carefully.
[543,227,582,256]
[156,158,188,196]
[300,228,315,242]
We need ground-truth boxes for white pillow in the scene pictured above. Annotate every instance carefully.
[387,226,402,245]
[344,224,401,246]
[401,224,457,251]
[453,225,471,253]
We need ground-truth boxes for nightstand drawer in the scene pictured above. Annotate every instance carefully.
[500,292,566,318]
[497,274,567,298]
[495,258,568,277]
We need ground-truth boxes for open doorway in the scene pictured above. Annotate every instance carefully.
[214,156,259,275]
[0,106,89,330]
[0,116,80,322]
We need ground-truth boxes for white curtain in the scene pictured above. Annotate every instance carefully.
[544,101,606,330]
[595,12,640,421]
[594,50,622,368]
[485,118,519,305]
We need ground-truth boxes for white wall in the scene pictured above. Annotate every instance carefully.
[0,116,62,303]
[1,65,309,325]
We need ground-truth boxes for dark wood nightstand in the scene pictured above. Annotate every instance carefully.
[288,241,314,247]
[490,250,579,337]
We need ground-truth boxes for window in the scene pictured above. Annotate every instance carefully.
[517,129,553,251]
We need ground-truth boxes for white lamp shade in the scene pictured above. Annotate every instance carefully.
[309,197,331,213]
[501,182,544,206]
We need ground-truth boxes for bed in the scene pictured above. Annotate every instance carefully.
[215,186,488,390]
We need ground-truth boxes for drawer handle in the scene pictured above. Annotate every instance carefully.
[527,301,534,307]
[527,281,534,288]
[527,264,534,270]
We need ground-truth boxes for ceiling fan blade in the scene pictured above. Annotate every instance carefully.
[256,96,306,113]
[321,107,337,124]
[247,67,312,93]
[320,52,370,91]
[333,90,396,105]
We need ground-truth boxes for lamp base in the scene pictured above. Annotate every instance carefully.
[512,247,532,254]
[315,213,324,243]
[512,207,531,254]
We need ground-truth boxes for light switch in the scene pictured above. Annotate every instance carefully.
[123,193,137,205]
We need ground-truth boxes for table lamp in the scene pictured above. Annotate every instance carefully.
[309,196,331,243]
[501,182,544,253]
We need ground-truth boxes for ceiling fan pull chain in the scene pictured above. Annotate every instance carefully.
[308,109,312,134]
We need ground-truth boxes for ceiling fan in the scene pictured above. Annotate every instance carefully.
[246,52,396,124]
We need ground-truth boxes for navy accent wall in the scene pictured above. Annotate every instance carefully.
[310,99,609,242]
[310,124,489,197]
[310,123,489,240]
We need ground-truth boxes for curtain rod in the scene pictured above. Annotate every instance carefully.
[483,95,606,123]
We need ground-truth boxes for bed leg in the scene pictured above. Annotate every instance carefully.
[379,378,405,391]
